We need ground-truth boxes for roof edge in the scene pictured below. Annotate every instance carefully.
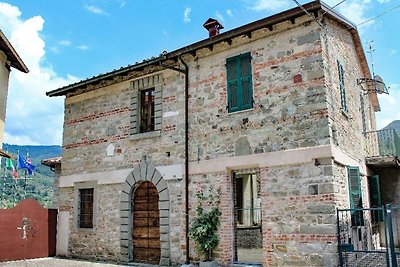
[47,1,324,97]
[0,30,29,73]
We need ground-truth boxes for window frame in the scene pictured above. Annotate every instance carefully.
[348,166,364,226]
[337,60,347,114]
[368,175,383,223]
[79,188,94,228]
[139,87,156,133]
[226,52,254,113]
[130,74,163,140]
[74,181,98,231]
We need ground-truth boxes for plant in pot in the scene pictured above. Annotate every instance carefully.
[189,183,222,267]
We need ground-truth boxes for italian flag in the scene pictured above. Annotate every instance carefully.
[6,157,18,178]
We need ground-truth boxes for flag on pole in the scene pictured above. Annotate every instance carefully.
[6,157,18,178]
[18,154,35,176]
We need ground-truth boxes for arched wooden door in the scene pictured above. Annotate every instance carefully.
[132,181,160,264]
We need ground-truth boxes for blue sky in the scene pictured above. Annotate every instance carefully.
[0,0,399,145]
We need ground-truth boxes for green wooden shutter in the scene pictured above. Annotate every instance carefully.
[338,61,347,112]
[227,58,239,112]
[239,53,253,110]
[348,166,364,226]
[226,53,253,112]
[368,175,383,222]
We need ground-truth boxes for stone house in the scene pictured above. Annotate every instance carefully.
[46,1,386,266]
[0,30,28,156]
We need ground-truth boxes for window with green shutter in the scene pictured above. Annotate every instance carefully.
[338,61,347,113]
[226,53,253,112]
[368,175,383,222]
[348,166,364,226]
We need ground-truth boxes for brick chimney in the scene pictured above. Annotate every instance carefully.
[203,18,224,37]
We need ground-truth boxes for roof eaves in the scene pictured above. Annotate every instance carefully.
[46,56,164,97]
[41,156,62,168]
[0,30,29,73]
[0,149,13,159]
[47,1,325,97]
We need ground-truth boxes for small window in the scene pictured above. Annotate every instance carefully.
[140,88,155,133]
[338,61,347,113]
[226,53,253,112]
[348,166,364,226]
[79,188,94,228]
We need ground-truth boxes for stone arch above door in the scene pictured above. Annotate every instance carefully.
[120,162,170,266]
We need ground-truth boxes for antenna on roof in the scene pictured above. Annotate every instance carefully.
[357,40,389,95]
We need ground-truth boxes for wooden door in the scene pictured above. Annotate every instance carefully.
[132,181,160,264]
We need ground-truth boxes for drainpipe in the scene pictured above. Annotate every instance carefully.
[179,55,190,264]
[160,55,190,264]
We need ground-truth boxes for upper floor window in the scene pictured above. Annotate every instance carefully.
[130,74,163,140]
[140,88,155,133]
[337,61,347,113]
[226,53,253,113]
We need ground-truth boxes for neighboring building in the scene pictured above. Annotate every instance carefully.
[0,30,29,156]
[47,1,386,266]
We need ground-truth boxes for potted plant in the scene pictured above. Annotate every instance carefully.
[189,183,222,267]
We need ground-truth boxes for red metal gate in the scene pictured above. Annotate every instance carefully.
[0,198,57,261]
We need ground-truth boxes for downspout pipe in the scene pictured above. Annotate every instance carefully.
[179,55,190,264]
[159,55,190,264]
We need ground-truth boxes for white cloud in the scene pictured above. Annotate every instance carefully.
[376,84,400,129]
[119,0,126,8]
[227,9,233,17]
[215,11,224,22]
[58,40,71,46]
[77,45,90,50]
[184,7,191,23]
[390,49,397,55]
[335,1,371,26]
[249,0,291,12]
[377,0,390,3]
[0,2,78,145]
[85,5,109,16]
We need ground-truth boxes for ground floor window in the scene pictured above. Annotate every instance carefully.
[233,170,262,263]
[79,188,94,228]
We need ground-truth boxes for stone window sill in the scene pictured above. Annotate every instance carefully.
[77,227,96,233]
[130,130,161,141]
[227,107,254,115]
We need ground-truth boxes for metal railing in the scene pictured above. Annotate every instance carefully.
[366,129,400,158]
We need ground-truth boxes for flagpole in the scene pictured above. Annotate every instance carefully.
[1,160,5,205]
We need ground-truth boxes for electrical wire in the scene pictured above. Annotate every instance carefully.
[291,0,324,27]
[358,3,400,26]
[321,0,348,16]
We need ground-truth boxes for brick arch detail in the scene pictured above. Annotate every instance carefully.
[120,162,170,266]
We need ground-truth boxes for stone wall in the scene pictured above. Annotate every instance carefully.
[187,21,330,161]
[59,184,122,261]
[62,69,186,177]
[322,18,377,160]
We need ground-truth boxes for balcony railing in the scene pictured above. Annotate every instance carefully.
[365,129,400,158]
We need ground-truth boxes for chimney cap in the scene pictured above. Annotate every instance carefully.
[203,18,224,31]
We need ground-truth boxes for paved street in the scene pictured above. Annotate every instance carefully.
[0,258,159,267]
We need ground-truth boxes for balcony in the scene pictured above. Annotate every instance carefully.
[366,129,400,168]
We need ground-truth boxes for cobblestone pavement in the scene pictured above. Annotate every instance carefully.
[0,258,159,267]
